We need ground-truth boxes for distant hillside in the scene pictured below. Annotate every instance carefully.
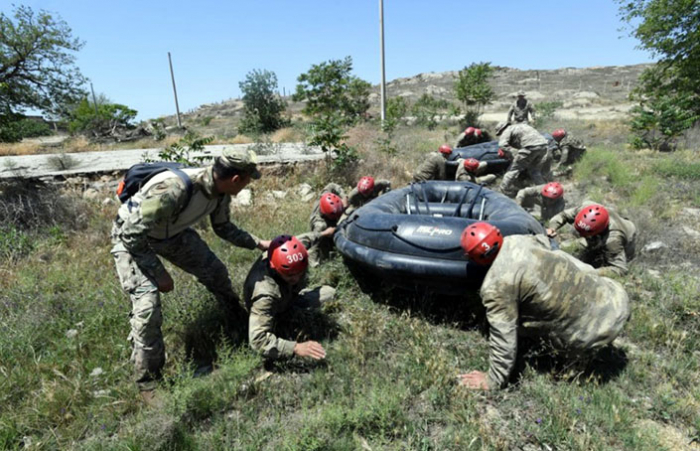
[161,63,652,129]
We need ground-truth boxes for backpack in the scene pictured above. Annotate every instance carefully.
[116,162,194,209]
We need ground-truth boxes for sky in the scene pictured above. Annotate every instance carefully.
[3,0,654,121]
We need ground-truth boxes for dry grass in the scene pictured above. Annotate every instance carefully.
[0,142,43,156]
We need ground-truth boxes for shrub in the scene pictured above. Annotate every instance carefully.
[454,62,495,126]
[308,113,358,173]
[534,101,563,128]
[411,94,451,130]
[67,98,137,136]
[154,132,214,166]
[0,112,53,143]
[238,69,289,135]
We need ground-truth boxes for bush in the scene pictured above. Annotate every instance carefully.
[534,101,563,128]
[67,98,137,136]
[454,62,495,126]
[238,69,289,135]
[154,132,213,166]
[411,94,451,130]
[308,113,358,173]
[0,112,53,143]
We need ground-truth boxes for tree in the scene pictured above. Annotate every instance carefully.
[67,97,137,137]
[617,0,700,148]
[238,69,289,134]
[453,62,495,126]
[0,5,87,118]
[293,56,371,122]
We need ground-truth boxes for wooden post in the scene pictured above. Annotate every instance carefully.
[90,83,99,115]
[168,52,183,128]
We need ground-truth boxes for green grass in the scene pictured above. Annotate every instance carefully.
[2,126,700,449]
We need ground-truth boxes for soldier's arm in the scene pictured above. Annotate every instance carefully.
[309,210,329,233]
[507,105,514,122]
[322,183,347,201]
[248,292,296,359]
[117,179,188,279]
[481,289,519,389]
[210,197,260,249]
[498,129,515,155]
[296,231,323,250]
[528,103,536,122]
[515,186,538,207]
[375,180,392,194]
[347,188,362,208]
[596,232,628,277]
[548,205,579,231]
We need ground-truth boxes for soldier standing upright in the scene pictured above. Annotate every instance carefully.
[496,121,549,197]
[507,90,536,124]
[110,148,271,397]
[413,144,453,182]
[456,222,630,390]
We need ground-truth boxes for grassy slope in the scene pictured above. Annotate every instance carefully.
[1,123,700,450]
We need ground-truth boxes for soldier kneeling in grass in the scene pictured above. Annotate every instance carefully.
[308,183,347,266]
[456,222,630,390]
[244,229,337,361]
[515,181,566,222]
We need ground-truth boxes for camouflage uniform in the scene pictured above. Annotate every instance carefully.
[454,159,497,185]
[549,201,637,276]
[507,98,536,124]
[244,232,336,359]
[480,235,630,388]
[498,123,549,197]
[455,130,492,149]
[344,179,391,217]
[111,152,261,390]
[308,183,346,266]
[515,184,565,222]
[412,152,448,182]
[554,134,587,171]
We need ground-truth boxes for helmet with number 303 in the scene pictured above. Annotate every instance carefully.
[268,235,309,277]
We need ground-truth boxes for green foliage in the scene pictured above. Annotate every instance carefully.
[0,5,87,117]
[67,98,137,136]
[0,108,53,143]
[293,56,371,123]
[617,0,700,148]
[150,118,167,141]
[453,62,495,125]
[308,113,358,172]
[154,132,214,165]
[238,69,289,134]
[411,94,451,130]
[0,225,34,261]
[200,116,213,126]
[534,101,563,127]
[385,97,409,125]
[652,159,700,180]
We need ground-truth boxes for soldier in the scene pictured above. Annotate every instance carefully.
[551,128,587,174]
[547,202,637,277]
[454,158,498,185]
[245,232,336,361]
[455,126,492,148]
[507,90,536,124]
[344,176,392,217]
[496,121,549,197]
[515,182,565,222]
[308,183,346,266]
[110,148,271,397]
[412,144,452,182]
[456,222,630,390]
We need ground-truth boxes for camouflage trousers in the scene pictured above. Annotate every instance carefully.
[307,236,334,267]
[456,173,498,185]
[499,144,547,197]
[111,227,242,390]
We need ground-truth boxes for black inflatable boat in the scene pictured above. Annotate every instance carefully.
[334,181,546,290]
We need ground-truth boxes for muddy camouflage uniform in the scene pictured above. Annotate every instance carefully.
[308,183,346,266]
[498,123,549,197]
[554,134,587,170]
[344,179,391,217]
[412,152,448,182]
[480,235,630,388]
[515,184,565,222]
[549,201,637,277]
[111,157,261,390]
[507,98,536,124]
[454,159,498,185]
[244,232,336,359]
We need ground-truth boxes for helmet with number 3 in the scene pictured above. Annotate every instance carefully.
[268,235,309,276]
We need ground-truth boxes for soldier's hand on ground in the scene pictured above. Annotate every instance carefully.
[257,240,271,251]
[294,340,326,360]
[457,370,490,390]
[156,271,174,293]
[546,228,557,238]
[320,227,336,238]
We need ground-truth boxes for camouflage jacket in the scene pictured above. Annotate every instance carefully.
[548,200,637,276]
[515,184,565,222]
[345,179,391,216]
[309,183,347,232]
[507,99,536,123]
[413,152,447,182]
[454,159,488,182]
[112,166,260,279]
[244,232,321,359]
[555,134,587,166]
[498,123,548,155]
[480,235,630,388]
[455,131,492,149]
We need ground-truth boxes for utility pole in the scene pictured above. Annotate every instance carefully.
[90,82,99,115]
[168,52,183,128]
[379,0,387,125]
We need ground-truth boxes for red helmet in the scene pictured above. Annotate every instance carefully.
[319,192,344,220]
[574,204,610,237]
[268,235,309,277]
[463,158,480,173]
[541,182,564,200]
[438,144,452,156]
[497,148,509,159]
[464,126,476,136]
[460,222,503,266]
[474,128,483,138]
[357,176,375,197]
[552,128,567,142]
